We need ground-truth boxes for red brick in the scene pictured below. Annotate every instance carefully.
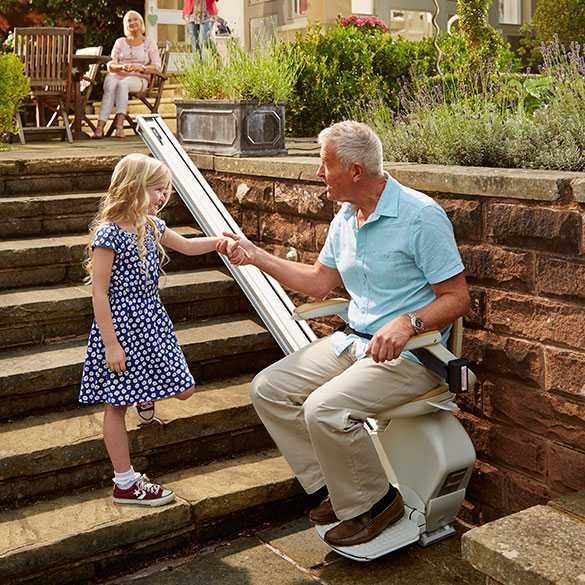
[544,347,585,398]
[207,174,238,205]
[467,461,506,521]
[536,256,585,300]
[547,442,585,492]
[486,203,583,254]
[460,245,535,291]
[315,222,330,249]
[482,333,544,386]
[504,469,550,513]
[486,290,585,348]
[458,411,491,457]
[462,329,487,365]
[482,376,585,450]
[488,424,546,477]
[274,182,333,220]
[439,199,482,242]
[240,210,259,240]
[234,179,274,211]
[259,214,316,251]
[467,286,486,328]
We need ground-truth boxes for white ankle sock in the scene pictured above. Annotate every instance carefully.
[113,467,140,490]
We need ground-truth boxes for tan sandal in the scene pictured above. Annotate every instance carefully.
[114,127,125,139]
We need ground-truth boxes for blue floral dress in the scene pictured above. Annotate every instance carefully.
[79,218,195,405]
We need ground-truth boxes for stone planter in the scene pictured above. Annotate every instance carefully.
[174,99,287,157]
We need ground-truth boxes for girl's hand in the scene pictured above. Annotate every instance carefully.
[217,232,255,266]
[105,342,127,374]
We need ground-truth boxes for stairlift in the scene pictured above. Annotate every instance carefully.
[136,114,477,563]
[293,299,477,562]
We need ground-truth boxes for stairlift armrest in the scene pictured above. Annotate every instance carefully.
[403,330,443,350]
[293,298,349,321]
[423,342,477,390]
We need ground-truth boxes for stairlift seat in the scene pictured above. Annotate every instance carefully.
[376,384,453,419]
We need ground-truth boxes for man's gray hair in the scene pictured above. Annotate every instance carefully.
[318,121,384,176]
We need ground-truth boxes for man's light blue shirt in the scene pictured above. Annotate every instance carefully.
[317,174,465,362]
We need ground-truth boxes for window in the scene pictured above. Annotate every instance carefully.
[351,0,373,14]
[291,0,308,17]
[498,0,521,25]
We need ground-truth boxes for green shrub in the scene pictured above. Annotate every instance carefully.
[284,23,464,137]
[283,19,516,137]
[179,40,298,104]
[533,0,585,46]
[0,53,29,150]
[365,41,585,171]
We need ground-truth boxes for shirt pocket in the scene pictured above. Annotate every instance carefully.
[366,250,415,292]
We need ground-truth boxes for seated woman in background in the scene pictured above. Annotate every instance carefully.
[92,11,161,139]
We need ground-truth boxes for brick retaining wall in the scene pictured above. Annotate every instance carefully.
[190,154,585,524]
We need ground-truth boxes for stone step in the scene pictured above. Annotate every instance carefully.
[0,375,278,508]
[0,450,302,585]
[0,314,281,420]
[0,268,250,349]
[0,226,220,290]
[0,192,193,238]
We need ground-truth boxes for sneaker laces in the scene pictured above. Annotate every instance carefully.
[136,474,163,495]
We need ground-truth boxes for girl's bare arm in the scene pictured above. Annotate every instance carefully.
[161,228,223,256]
[92,247,126,372]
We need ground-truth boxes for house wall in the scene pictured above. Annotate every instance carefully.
[188,152,585,523]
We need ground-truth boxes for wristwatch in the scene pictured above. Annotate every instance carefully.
[406,312,425,334]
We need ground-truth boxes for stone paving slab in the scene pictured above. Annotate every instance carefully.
[462,504,585,585]
[0,314,272,398]
[0,451,296,583]
[0,376,257,480]
[0,268,235,319]
[112,518,482,585]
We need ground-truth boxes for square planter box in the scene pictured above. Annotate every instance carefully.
[175,99,287,157]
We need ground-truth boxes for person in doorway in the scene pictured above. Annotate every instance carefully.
[92,11,161,139]
[183,0,218,53]
[217,121,470,546]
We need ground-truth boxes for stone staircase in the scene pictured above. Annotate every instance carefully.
[0,157,308,585]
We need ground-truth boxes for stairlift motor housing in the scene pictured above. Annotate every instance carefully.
[293,299,476,562]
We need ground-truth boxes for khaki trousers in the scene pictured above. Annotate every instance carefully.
[250,336,442,520]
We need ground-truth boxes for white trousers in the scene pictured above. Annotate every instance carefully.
[250,336,441,520]
[99,75,147,122]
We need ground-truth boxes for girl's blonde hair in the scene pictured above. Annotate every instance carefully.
[84,153,171,283]
[123,10,146,36]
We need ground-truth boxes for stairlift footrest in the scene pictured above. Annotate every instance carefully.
[418,524,456,547]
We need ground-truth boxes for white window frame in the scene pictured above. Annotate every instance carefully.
[290,0,308,18]
[498,0,522,25]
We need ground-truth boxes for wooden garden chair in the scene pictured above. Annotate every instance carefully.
[106,42,170,137]
[13,27,74,143]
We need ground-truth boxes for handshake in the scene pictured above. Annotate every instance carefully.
[216,231,254,266]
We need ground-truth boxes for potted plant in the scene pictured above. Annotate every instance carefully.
[175,40,297,156]
[0,41,30,151]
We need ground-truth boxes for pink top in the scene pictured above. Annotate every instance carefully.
[109,37,161,80]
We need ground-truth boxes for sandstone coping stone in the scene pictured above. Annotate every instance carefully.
[387,163,582,201]
[462,500,585,585]
[572,178,585,203]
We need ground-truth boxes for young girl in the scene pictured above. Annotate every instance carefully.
[79,153,242,506]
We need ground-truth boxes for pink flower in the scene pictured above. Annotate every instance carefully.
[340,14,389,33]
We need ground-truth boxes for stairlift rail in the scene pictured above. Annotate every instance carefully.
[136,114,317,355]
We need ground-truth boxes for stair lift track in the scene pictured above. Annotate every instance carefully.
[136,114,317,355]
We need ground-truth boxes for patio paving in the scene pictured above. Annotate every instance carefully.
[107,518,482,585]
[1,136,320,161]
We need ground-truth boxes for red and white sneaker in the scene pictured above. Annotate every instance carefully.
[112,474,175,507]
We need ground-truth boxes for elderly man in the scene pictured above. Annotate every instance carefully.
[218,121,470,547]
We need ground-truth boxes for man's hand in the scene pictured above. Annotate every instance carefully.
[216,232,256,266]
[366,316,413,363]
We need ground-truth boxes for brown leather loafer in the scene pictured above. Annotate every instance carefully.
[324,491,404,547]
[309,496,339,525]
